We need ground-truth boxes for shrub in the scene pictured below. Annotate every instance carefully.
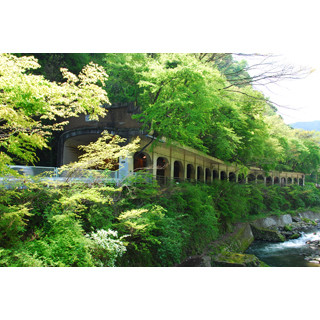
[87,229,127,267]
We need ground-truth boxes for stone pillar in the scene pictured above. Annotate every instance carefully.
[152,154,157,178]
[271,176,274,185]
[170,159,174,180]
[303,176,305,186]
[264,176,267,186]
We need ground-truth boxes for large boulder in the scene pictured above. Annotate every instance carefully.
[250,224,286,242]
[251,214,292,230]
[297,211,320,221]
[205,223,254,255]
[211,252,269,267]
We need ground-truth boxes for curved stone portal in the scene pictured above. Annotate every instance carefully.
[62,134,101,165]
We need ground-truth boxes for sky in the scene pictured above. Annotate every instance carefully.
[242,53,320,125]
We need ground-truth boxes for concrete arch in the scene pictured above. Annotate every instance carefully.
[221,171,227,181]
[248,174,256,184]
[266,176,272,186]
[173,160,184,181]
[156,157,170,184]
[294,178,298,184]
[197,166,204,182]
[187,164,195,180]
[229,172,236,182]
[58,127,119,166]
[274,177,280,185]
[287,177,292,184]
[212,170,219,180]
[62,133,102,165]
[205,168,211,183]
[134,152,152,173]
[257,174,264,184]
[299,178,303,186]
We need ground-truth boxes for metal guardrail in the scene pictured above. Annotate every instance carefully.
[0,166,121,189]
[7,165,120,179]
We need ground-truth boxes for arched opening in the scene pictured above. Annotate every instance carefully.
[294,178,298,184]
[173,161,184,181]
[274,177,280,185]
[134,152,152,172]
[205,168,211,183]
[281,177,286,187]
[257,175,264,184]
[63,133,101,165]
[287,177,292,184]
[220,171,227,181]
[266,176,272,186]
[248,174,256,184]
[156,157,170,184]
[229,172,236,182]
[299,178,303,186]
[197,166,204,182]
[187,164,195,180]
[238,173,245,184]
[212,170,219,180]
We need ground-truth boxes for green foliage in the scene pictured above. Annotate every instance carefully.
[23,214,94,267]
[0,53,109,171]
[284,224,293,231]
[0,203,31,247]
[87,229,127,267]
[2,179,320,267]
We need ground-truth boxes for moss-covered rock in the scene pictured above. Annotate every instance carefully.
[250,225,285,242]
[211,252,269,267]
[205,223,254,255]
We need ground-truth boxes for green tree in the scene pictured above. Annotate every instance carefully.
[0,53,110,173]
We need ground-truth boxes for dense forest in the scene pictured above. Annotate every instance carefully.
[1,53,320,267]
[7,53,320,174]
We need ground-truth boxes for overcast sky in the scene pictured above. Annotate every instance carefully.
[242,53,320,125]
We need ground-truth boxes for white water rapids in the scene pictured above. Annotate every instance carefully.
[246,227,320,267]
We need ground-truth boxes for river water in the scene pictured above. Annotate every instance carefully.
[246,227,320,267]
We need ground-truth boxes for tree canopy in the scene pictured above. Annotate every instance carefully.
[2,52,320,176]
[0,53,109,173]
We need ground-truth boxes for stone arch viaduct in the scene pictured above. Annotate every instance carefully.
[57,104,306,186]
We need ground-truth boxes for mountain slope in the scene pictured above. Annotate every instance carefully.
[290,120,320,131]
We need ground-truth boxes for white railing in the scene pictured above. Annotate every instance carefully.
[0,166,121,186]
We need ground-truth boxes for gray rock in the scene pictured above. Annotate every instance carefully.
[251,214,293,230]
[250,225,286,242]
[292,216,302,222]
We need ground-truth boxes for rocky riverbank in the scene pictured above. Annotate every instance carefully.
[178,211,320,267]
[277,216,319,240]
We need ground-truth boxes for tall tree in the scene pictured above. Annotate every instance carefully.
[0,54,110,173]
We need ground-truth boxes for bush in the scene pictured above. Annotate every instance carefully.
[87,229,127,267]
[22,214,95,267]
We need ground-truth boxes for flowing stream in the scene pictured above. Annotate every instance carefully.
[246,227,320,267]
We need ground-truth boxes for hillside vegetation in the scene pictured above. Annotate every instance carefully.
[2,53,320,267]
[1,177,320,267]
